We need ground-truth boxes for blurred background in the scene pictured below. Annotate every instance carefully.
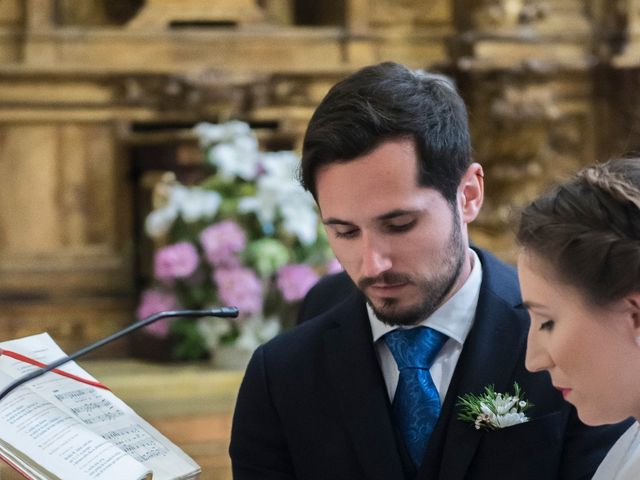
[1,1,640,477]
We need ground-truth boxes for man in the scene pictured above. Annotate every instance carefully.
[229,62,629,479]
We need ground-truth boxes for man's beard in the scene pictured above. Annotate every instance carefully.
[359,214,466,327]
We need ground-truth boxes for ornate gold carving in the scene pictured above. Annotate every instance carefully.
[125,0,265,29]
[469,74,593,261]
[370,0,451,27]
[2,0,637,353]
[469,0,552,30]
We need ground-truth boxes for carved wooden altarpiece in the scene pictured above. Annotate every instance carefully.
[1,0,639,354]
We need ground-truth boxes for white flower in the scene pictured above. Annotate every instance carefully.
[280,190,319,245]
[493,411,529,428]
[458,383,533,431]
[193,121,252,148]
[478,398,529,429]
[237,178,279,227]
[145,206,178,239]
[179,188,221,223]
[207,135,260,180]
[260,151,299,179]
[167,184,190,209]
[474,413,492,430]
[234,315,281,352]
[238,150,319,244]
[146,184,223,227]
[197,314,281,354]
[491,393,518,415]
[197,317,233,350]
[145,120,331,361]
[479,402,493,417]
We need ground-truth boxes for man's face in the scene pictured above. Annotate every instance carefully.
[316,138,468,326]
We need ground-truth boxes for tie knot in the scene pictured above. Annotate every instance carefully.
[384,327,448,370]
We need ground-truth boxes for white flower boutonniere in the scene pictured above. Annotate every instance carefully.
[457,382,533,431]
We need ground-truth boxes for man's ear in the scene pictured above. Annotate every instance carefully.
[459,163,484,224]
[625,294,640,340]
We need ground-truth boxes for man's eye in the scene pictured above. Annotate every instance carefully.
[539,320,554,331]
[386,220,416,233]
[334,229,359,239]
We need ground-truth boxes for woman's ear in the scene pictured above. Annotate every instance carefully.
[459,162,484,224]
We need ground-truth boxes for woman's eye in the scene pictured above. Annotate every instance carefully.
[539,320,554,331]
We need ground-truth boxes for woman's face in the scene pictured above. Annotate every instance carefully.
[518,251,640,425]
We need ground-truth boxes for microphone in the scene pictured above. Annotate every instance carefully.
[0,307,239,402]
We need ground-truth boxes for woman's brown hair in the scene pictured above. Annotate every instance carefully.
[516,158,640,306]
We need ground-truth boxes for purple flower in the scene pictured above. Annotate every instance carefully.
[277,264,320,302]
[325,258,343,274]
[200,220,247,267]
[136,289,180,338]
[154,241,200,282]
[214,267,263,315]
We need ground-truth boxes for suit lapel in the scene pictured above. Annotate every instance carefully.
[323,292,408,480]
[420,250,529,480]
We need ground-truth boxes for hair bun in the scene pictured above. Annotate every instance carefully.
[580,163,640,211]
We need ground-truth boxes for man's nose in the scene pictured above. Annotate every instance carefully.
[525,328,553,373]
[360,234,392,278]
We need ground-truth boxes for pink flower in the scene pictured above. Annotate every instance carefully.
[325,257,344,274]
[154,241,200,282]
[277,264,320,302]
[200,220,247,267]
[136,289,180,338]
[213,267,263,315]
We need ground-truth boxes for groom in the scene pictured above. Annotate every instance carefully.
[229,62,629,479]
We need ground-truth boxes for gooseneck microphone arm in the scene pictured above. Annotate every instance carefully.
[0,307,239,402]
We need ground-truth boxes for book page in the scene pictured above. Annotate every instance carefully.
[0,333,200,480]
[0,381,151,480]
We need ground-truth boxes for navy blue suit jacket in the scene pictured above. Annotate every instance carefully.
[230,248,629,479]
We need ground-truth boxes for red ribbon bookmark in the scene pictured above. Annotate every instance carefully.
[0,348,110,392]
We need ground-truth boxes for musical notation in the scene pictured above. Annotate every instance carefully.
[102,425,169,462]
[54,388,124,425]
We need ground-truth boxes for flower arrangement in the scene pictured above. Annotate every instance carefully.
[457,383,533,431]
[136,121,340,361]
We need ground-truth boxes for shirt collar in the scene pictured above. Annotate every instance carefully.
[369,249,483,345]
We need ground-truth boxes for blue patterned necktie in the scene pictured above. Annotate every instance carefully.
[384,326,448,468]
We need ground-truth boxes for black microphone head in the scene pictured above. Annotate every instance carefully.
[208,307,239,318]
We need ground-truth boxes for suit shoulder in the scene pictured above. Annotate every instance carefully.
[475,248,522,305]
[262,309,338,362]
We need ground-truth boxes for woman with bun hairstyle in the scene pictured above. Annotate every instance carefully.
[517,158,640,479]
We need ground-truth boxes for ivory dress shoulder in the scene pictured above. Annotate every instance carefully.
[592,422,640,480]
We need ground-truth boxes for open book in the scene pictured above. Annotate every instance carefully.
[0,333,201,480]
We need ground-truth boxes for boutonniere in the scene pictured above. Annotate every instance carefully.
[457,382,533,431]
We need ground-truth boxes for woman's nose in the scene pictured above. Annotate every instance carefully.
[525,328,553,373]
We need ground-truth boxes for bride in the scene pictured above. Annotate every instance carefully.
[516,157,640,479]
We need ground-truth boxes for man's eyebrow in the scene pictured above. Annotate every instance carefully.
[323,209,422,226]
[376,209,421,221]
[322,218,353,226]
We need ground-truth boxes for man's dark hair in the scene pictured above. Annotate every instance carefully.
[517,157,640,306]
[299,61,472,204]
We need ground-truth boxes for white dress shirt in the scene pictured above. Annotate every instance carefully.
[369,249,482,402]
